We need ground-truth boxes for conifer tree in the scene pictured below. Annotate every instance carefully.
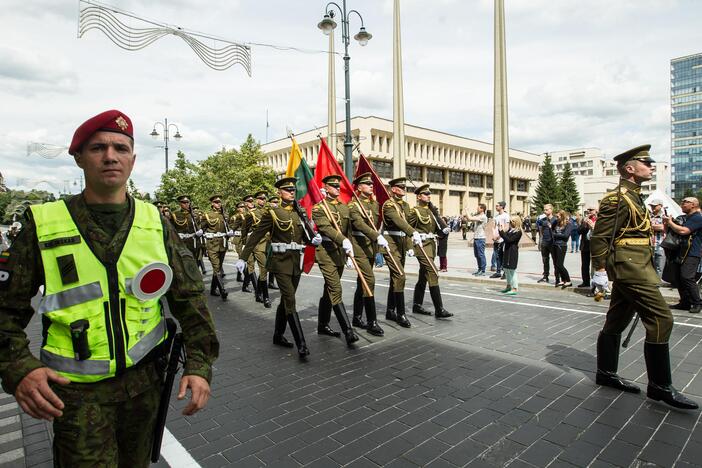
[531,153,559,213]
[557,162,580,214]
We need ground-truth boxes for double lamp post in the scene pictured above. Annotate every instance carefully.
[150,118,182,172]
[317,1,372,180]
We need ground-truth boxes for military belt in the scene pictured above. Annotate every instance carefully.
[233,230,242,237]
[352,231,368,237]
[615,238,650,246]
[270,242,305,252]
[178,233,196,239]
[419,233,436,240]
[384,230,406,237]
[204,232,227,239]
[321,236,334,242]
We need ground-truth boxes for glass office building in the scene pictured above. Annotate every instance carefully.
[671,53,702,199]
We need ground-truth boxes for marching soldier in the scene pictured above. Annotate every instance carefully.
[240,195,256,293]
[591,144,697,409]
[312,175,359,345]
[348,172,387,336]
[409,185,453,318]
[382,177,423,328]
[229,202,247,283]
[171,195,206,274]
[241,190,271,307]
[201,195,233,301]
[267,196,280,290]
[236,177,322,358]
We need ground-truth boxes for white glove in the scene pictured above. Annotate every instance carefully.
[311,233,323,246]
[346,258,353,268]
[195,229,204,237]
[342,238,353,251]
[226,230,235,237]
[592,270,609,291]
[235,259,246,273]
[407,249,415,258]
[411,231,422,245]
[442,227,450,235]
[376,234,389,249]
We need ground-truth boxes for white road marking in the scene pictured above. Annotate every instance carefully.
[161,428,202,468]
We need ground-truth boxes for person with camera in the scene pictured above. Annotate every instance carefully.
[664,197,702,314]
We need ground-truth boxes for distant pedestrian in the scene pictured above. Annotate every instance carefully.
[649,200,665,276]
[466,204,488,275]
[553,210,573,288]
[536,205,557,283]
[499,215,522,295]
[578,206,597,287]
[491,201,510,279]
[570,213,582,253]
[664,197,702,314]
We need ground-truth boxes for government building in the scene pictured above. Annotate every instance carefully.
[671,53,702,199]
[261,116,540,215]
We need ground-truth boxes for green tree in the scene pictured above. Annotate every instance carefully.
[1,189,55,223]
[155,151,200,205]
[557,162,580,214]
[532,153,559,212]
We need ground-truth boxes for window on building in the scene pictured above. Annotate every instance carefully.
[449,171,466,185]
[514,180,527,192]
[407,165,422,182]
[469,173,483,187]
[486,176,493,189]
[374,160,393,178]
[427,168,444,183]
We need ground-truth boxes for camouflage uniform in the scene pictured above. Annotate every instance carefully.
[0,194,219,467]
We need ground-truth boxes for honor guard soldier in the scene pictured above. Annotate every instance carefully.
[241,190,271,307]
[229,202,247,283]
[154,200,166,216]
[267,196,280,290]
[172,195,206,274]
[312,175,359,345]
[0,110,219,466]
[240,194,256,292]
[348,172,387,336]
[201,195,233,301]
[236,177,322,358]
[591,144,697,409]
[409,185,453,318]
[382,177,424,328]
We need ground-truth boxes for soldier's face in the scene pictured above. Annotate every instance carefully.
[628,160,653,181]
[279,188,295,202]
[256,197,266,206]
[391,186,405,197]
[325,184,340,198]
[418,192,430,203]
[76,131,135,192]
[358,182,373,196]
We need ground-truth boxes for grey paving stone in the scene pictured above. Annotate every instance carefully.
[638,439,683,467]
[558,439,602,466]
[542,422,583,447]
[517,439,563,467]
[598,438,641,467]
[402,437,451,466]
[366,435,415,466]
[290,436,342,465]
[506,422,549,446]
[440,437,487,466]
[653,422,691,447]
[222,436,273,463]
[475,437,526,467]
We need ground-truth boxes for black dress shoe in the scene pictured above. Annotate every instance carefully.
[412,304,432,315]
[345,330,359,345]
[537,277,549,283]
[273,335,294,348]
[577,283,590,288]
[366,321,384,336]
[242,285,252,293]
[647,383,699,409]
[220,290,228,301]
[670,303,691,310]
[352,317,368,329]
[385,310,397,321]
[690,305,701,314]
[596,371,641,393]
[489,272,501,279]
[435,308,453,318]
[264,298,272,308]
[317,325,341,337]
[396,314,411,328]
[210,290,220,297]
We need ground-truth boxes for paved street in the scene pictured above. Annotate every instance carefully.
[4,247,702,467]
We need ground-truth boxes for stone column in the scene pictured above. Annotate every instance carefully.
[493,0,510,205]
[392,0,406,177]
[327,33,337,158]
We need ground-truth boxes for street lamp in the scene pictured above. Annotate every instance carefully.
[318,1,372,180]
[150,118,183,172]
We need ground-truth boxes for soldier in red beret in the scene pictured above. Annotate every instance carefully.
[0,110,219,465]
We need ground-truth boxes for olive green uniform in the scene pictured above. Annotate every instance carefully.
[348,195,380,328]
[230,211,247,282]
[382,195,416,326]
[171,208,204,262]
[241,206,269,301]
[200,209,229,297]
[0,194,219,467]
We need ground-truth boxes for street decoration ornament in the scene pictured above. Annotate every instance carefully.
[131,262,173,301]
[78,0,252,75]
[26,142,68,159]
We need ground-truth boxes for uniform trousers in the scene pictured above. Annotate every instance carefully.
[602,281,674,344]
[413,240,439,291]
[383,235,407,292]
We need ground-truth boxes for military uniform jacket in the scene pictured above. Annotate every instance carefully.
[171,208,201,251]
[241,203,308,274]
[0,194,219,395]
[591,178,657,284]
[382,197,414,249]
[200,210,228,252]
[408,203,439,248]
[312,198,352,266]
[229,212,247,244]
[348,196,380,258]
[242,206,269,252]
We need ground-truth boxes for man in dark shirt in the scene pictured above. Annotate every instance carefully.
[665,197,702,314]
[536,204,557,283]
[578,206,597,287]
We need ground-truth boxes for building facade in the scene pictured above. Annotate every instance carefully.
[541,148,671,212]
[671,53,702,199]
[262,116,540,215]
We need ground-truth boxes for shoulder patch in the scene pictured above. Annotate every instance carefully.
[0,250,9,265]
[0,269,11,289]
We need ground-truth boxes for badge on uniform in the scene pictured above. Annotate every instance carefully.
[0,269,11,290]
[0,251,9,264]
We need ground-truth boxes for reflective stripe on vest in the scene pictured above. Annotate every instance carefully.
[30,199,169,383]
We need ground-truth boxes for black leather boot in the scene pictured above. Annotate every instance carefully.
[254,275,263,303]
[287,312,310,358]
[261,280,272,308]
[413,277,431,315]
[364,297,384,336]
[385,288,397,321]
[595,332,640,393]
[645,342,698,409]
[430,286,453,318]
[236,270,243,282]
[273,305,293,348]
[333,303,359,345]
[216,273,228,301]
[317,295,339,337]
[268,272,278,290]
[210,277,219,296]
[352,283,367,329]
[241,270,253,293]
[395,292,411,328]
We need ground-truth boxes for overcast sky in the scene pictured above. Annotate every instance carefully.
[1,0,699,196]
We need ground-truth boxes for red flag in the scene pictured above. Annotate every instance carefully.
[355,152,390,210]
[313,138,354,203]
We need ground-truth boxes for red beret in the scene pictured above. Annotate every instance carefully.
[69,109,134,156]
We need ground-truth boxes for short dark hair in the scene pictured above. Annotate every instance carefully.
[478,203,487,212]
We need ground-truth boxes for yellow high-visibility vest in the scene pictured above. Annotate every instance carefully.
[30,199,168,382]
